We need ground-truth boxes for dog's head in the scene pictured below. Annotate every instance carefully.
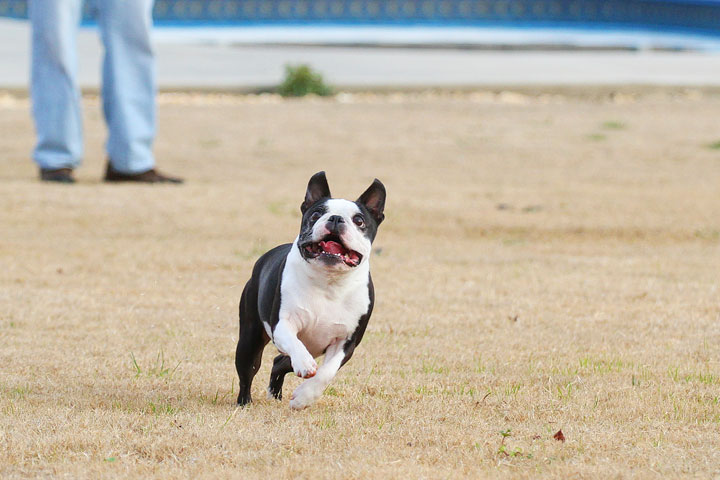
[297,171,385,271]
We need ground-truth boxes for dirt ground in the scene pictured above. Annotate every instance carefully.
[1,89,719,479]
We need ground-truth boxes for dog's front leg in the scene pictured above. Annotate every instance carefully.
[290,339,346,409]
[272,318,317,379]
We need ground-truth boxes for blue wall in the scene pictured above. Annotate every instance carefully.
[2,0,720,36]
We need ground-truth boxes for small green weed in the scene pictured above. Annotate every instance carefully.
[130,350,181,379]
[443,384,476,396]
[415,385,437,395]
[495,429,534,459]
[421,360,448,374]
[146,401,176,416]
[497,429,528,458]
[578,356,626,374]
[556,382,574,400]
[667,367,719,385]
[12,385,30,400]
[505,382,522,398]
[316,409,337,429]
[278,64,333,97]
[696,373,718,385]
[209,385,234,406]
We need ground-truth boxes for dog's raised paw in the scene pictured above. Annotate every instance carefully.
[291,354,317,379]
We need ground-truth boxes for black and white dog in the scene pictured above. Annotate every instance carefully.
[235,171,386,409]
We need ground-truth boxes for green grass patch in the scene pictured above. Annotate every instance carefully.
[0,384,32,401]
[145,401,177,416]
[12,385,30,400]
[668,367,720,385]
[578,356,628,374]
[415,385,436,395]
[421,360,449,374]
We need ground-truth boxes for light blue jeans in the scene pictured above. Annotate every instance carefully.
[30,0,156,173]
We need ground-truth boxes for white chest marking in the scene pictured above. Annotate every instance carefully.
[276,240,371,357]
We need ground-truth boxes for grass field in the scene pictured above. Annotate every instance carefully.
[1,89,719,478]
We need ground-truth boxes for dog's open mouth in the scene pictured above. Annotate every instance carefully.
[302,235,362,267]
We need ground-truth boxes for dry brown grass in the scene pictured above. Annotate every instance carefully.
[1,89,719,479]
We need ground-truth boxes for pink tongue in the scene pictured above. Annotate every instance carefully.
[320,241,344,255]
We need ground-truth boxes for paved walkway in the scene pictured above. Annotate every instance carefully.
[3,18,720,90]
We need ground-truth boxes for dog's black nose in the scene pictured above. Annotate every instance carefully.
[326,215,345,234]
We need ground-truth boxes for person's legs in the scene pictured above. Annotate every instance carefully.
[30,0,84,171]
[96,0,156,174]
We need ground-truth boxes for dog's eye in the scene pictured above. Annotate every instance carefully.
[310,212,322,222]
[353,214,365,228]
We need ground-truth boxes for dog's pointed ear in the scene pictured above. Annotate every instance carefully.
[357,178,386,225]
[301,171,331,214]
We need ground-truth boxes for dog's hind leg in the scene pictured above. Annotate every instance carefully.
[267,354,293,400]
[235,324,268,406]
[235,285,269,406]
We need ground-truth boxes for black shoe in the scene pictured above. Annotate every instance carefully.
[40,168,75,183]
[104,162,184,184]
